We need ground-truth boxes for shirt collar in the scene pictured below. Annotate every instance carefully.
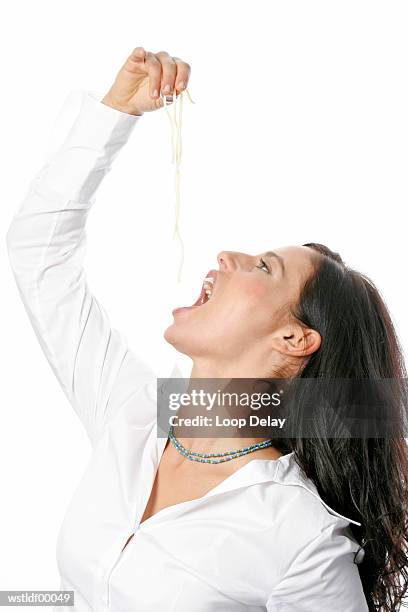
[155,362,362,528]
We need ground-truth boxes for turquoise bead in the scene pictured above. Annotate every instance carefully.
[168,425,273,464]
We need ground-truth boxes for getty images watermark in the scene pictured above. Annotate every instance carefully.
[156,377,408,439]
[0,591,74,606]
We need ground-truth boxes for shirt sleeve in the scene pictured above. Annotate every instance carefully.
[265,521,368,612]
[5,89,157,447]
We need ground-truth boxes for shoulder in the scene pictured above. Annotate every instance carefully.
[259,452,363,567]
[264,510,367,611]
[262,453,367,611]
[265,520,368,611]
[268,451,361,527]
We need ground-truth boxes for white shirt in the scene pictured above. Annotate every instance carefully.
[6,89,369,612]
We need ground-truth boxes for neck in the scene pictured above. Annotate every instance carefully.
[189,351,280,380]
[169,359,284,458]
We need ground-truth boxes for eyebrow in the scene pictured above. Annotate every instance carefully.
[264,251,285,274]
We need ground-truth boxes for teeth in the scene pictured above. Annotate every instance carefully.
[203,281,213,300]
[202,274,216,302]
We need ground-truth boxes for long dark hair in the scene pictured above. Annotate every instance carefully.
[281,243,408,611]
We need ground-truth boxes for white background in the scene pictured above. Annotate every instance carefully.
[1,0,407,606]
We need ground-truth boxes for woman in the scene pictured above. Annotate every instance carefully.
[6,46,408,611]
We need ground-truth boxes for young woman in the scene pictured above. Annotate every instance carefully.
[6,46,408,611]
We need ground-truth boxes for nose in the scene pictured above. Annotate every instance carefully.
[217,251,254,271]
[217,251,233,271]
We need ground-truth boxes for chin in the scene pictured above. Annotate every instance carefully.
[163,323,187,353]
[163,322,175,345]
[164,322,207,360]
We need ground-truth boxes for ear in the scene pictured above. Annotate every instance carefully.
[270,325,321,358]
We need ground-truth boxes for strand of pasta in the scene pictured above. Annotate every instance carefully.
[161,88,195,283]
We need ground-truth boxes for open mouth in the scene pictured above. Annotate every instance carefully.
[172,269,218,315]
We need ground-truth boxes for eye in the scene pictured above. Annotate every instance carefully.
[255,258,270,274]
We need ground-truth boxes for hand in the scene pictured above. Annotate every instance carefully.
[101,46,191,116]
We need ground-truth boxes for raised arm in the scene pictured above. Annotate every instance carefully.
[5,46,191,446]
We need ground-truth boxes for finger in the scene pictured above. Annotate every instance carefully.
[145,51,162,98]
[155,51,177,97]
[172,57,191,93]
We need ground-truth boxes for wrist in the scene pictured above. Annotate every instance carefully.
[101,94,143,117]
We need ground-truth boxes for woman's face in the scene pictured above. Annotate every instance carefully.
[164,245,321,375]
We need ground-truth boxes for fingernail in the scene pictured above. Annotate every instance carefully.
[163,84,171,94]
[177,81,186,90]
[152,89,158,98]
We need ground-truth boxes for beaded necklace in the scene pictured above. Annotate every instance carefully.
[169,425,274,464]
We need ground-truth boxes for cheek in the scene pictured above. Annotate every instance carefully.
[226,280,275,328]
[238,278,272,305]
[236,279,290,331]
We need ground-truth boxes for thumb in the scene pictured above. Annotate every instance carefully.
[129,46,146,63]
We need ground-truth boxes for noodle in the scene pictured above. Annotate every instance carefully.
[161,88,195,283]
